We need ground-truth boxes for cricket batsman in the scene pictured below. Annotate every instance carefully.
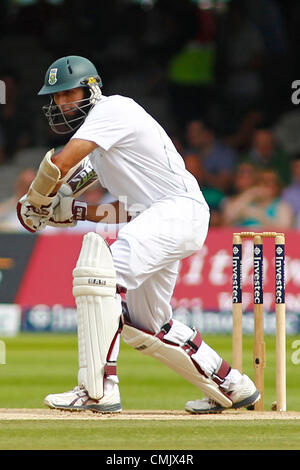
[17,56,260,413]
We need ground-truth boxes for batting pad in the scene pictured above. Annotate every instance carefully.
[122,323,232,408]
[73,232,121,399]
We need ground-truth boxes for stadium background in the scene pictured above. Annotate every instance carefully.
[0,0,300,337]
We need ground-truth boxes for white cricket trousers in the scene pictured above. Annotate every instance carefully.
[111,195,210,333]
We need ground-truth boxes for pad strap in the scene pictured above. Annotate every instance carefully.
[183,330,203,356]
[156,320,173,340]
[104,364,117,376]
[105,316,124,379]
[156,321,203,357]
[212,361,232,386]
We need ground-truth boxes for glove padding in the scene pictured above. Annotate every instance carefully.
[48,193,87,228]
[17,195,58,233]
[17,183,88,232]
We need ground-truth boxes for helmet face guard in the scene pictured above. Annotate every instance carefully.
[42,81,101,134]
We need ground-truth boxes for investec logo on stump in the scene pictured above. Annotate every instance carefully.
[253,245,263,304]
[275,245,285,304]
[232,244,242,304]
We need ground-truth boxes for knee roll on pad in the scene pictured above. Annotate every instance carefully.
[73,232,121,400]
[122,319,232,408]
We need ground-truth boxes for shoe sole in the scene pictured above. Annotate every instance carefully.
[185,405,224,414]
[185,390,261,414]
[85,403,122,413]
[44,400,122,413]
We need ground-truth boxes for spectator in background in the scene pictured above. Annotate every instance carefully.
[184,119,237,194]
[0,168,36,231]
[243,128,291,185]
[222,161,257,225]
[223,110,263,153]
[0,69,33,163]
[184,152,225,227]
[222,167,294,229]
[281,154,300,229]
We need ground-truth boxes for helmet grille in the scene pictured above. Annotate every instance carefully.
[42,84,101,134]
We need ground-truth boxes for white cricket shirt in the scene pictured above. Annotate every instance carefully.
[72,95,207,211]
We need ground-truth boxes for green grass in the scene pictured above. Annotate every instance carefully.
[0,420,300,450]
[1,333,299,410]
[0,333,299,450]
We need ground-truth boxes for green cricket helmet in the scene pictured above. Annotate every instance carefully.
[38,56,102,134]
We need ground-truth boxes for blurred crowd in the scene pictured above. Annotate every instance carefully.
[182,121,300,229]
[1,0,300,231]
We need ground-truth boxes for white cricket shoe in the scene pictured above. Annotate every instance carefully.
[185,374,260,414]
[44,383,122,413]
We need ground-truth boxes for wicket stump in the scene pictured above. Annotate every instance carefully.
[232,231,286,412]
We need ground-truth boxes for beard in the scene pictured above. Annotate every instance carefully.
[43,98,92,134]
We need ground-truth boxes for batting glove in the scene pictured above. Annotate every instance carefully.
[48,194,87,228]
[17,195,58,233]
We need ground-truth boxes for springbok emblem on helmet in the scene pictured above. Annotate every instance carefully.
[48,68,58,85]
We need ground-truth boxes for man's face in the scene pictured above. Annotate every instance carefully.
[53,87,85,115]
[186,121,213,149]
[253,130,275,158]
